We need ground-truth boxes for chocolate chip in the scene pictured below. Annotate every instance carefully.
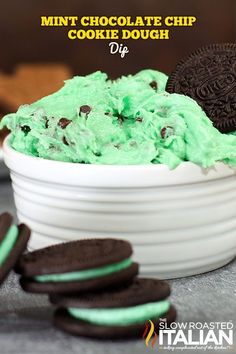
[21,125,31,135]
[58,118,72,129]
[117,114,124,124]
[130,141,137,147]
[149,81,158,91]
[45,118,49,129]
[160,126,174,139]
[79,105,91,117]
[94,152,101,157]
[136,117,143,122]
[105,112,112,116]
[63,137,69,145]
[160,127,167,139]
[114,144,121,149]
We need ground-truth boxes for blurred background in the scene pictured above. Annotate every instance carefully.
[0,0,235,77]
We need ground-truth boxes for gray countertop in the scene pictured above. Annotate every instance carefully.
[0,178,236,354]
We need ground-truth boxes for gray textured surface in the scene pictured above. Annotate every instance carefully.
[0,178,236,354]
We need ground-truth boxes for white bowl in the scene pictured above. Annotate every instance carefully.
[3,137,236,278]
[0,147,9,178]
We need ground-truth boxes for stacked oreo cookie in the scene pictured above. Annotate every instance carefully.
[0,212,30,285]
[16,238,177,339]
[16,239,139,294]
[0,211,176,338]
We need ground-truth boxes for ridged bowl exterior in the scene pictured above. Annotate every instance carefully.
[3,138,236,278]
[0,148,9,178]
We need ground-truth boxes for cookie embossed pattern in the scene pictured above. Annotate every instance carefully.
[166,43,236,133]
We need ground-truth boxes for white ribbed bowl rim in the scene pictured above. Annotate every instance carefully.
[3,136,236,188]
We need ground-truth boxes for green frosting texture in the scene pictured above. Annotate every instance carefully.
[34,258,132,283]
[2,69,236,169]
[68,300,170,326]
[0,225,18,266]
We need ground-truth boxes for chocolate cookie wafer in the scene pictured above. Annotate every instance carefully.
[16,239,139,294]
[50,278,177,339]
[0,212,30,285]
[166,43,236,133]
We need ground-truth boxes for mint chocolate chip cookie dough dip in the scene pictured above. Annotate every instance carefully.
[1,69,236,169]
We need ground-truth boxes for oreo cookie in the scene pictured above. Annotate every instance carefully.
[50,278,177,339]
[0,212,30,285]
[16,239,139,294]
[166,43,236,133]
